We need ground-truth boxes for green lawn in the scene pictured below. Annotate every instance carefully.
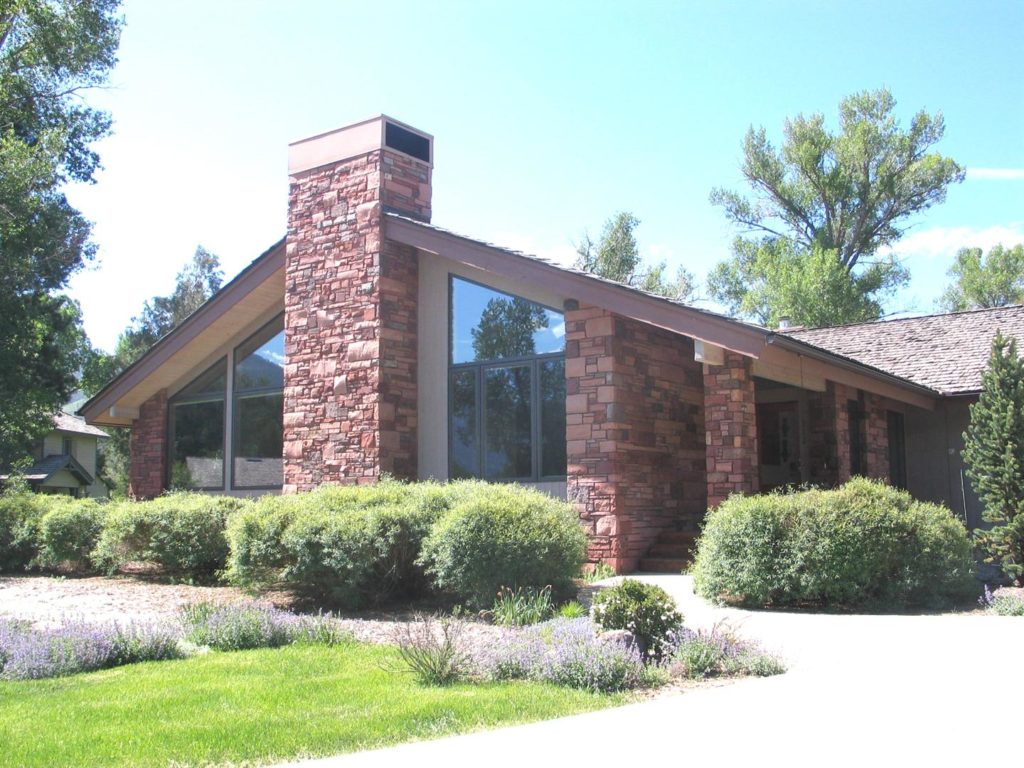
[0,643,622,768]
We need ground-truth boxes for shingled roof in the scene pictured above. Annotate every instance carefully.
[784,305,1024,395]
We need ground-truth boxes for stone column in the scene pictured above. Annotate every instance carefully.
[283,118,428,492]
[566,304,705,572]
[863,393,890,481]
[806,381,852,486]
[703,352,758,508]
[128,390,168,499]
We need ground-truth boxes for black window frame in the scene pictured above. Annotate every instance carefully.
[447,275,567,483]
[231,313,285,491]
[167,358,228,491]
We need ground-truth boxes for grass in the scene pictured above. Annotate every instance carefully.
[0,642,623,768]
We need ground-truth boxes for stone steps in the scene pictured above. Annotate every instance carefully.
[637,530,697,573]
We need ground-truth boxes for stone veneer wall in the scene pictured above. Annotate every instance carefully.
[283,149,426,492]
[565,305,705,572]
[703,352,759,508]
[806,381,851,487]
[128,389,167,499]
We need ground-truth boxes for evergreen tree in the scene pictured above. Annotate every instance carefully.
[962,331,1024,584]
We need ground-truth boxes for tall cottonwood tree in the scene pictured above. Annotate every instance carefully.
[0,0,122,465]
[709,88,964,327]
[939,243,1024,312]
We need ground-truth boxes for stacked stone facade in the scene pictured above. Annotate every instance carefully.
[282,148,426,492]
[565,305,705,572]
[703,352,759,508]
[806,381,850,487]
[128,390,167,499]
[863,393,890,481]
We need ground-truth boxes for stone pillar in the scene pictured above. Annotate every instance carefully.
[807,381,851,487]
[566,305,705,573]
[703,352,758,508]
[283,118,428,492]
[128,390,168,499]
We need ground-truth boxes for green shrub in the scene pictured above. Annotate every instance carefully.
[93,493,250,580]
[419,483,587,608]
[0,494,43,572]
[34,497,106,571]
[226,480,457,607]
[557,600,587,619]
[692,478,977,609]
[590,579,683,662]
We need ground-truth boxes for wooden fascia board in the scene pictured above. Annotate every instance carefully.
[80,242,286,424]
[385,215,768,358]
[758,343,939,410]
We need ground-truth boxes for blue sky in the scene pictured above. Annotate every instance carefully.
[65,0,1024,351]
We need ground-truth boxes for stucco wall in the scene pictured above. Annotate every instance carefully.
[905,398,982,529]
[416,249,569,498]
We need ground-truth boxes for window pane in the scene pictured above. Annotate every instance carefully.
[233,393,283,488]
[484,365,532,479]
[449,369,478,479]
[540,358,566,477]
[235,321,284,392]
[451,278,564,364]
[170,400,224,489]
[177,360,226,398]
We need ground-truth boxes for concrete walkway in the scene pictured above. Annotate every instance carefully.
[283,575,1024,768]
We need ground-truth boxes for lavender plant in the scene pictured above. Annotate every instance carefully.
[476,618,643,693]
[181,602,303,651]
[979,585,1024,616]
[0,617,184,681]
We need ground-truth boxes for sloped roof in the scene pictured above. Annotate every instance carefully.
[785,305,1024,395]
[53,411,108,438]
[0,454,94,486]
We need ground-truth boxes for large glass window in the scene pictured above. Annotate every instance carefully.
[233,316,285,488]
[449,277,566,481]
[169,360,226,490]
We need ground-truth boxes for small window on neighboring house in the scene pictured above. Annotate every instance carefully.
[62,437,73,457]
[448,276,566,481]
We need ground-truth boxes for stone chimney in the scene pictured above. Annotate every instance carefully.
[283,116,431,492]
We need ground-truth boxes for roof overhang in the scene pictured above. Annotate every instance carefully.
[385,214,770,358]
[79,240,286,426]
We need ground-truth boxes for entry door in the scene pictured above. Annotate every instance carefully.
[758,402,802,491]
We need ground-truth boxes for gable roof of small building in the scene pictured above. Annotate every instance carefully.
[784,305,1024,396]
[53,411,108,438]
[0,453,94,486]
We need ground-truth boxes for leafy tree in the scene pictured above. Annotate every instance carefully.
[575,211,696,302]
[709,88,964,326]
[471,296,548,361]
[939,243,1024,312]
[82,246,224,493]
[708,238,907,328]
[962,332,1024,584]
[0,0,122,466]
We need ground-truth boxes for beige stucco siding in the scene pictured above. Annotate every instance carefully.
[416,249,569,498]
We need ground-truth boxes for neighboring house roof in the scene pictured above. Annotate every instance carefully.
[53,411,108,438]
[0,453,94,486]
[784,305,1024,395]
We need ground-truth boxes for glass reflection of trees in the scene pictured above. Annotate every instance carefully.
[449,278,566,481]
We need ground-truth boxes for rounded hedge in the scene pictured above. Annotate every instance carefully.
[0,494,44,572]
[691,478,978,610]
[418,483,588,608]
[92,493,251,580]
[35,497,106,571]
[225,480,464,607]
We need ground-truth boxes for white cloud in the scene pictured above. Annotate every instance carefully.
[967,168,1024,181]
[884,224,1024,259]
